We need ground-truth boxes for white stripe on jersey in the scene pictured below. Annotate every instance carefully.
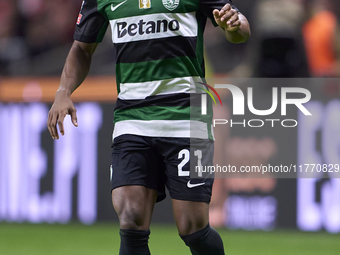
[118,76,203,100]
[110,12,198,43]
[112,120,209,139]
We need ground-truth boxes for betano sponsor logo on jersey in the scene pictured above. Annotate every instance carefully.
[117,18,180,38]
[110,12,197,43]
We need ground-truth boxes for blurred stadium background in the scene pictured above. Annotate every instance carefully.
[1,0,340,254]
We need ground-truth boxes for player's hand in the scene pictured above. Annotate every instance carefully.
[213,4,241,32]
[47,90,78,140]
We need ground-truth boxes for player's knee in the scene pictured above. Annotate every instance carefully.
[119,211,145,230]
[118,205,148,230]
[177,217,207,236]
[178,222,207,236]
[112,187,156,230]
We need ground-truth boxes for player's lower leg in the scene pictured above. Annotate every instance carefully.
[180,224,225,255]
[119,229,151,255]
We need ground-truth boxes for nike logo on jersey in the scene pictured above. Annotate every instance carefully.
[187,180,205,188]
[111,0,128,12]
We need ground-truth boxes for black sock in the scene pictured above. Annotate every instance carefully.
[180,224,225,255]
[119,229,151,255]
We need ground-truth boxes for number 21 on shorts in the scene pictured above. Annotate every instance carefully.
[178,149,203,177]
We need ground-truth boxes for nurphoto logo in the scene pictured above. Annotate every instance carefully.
[198,83,312,128]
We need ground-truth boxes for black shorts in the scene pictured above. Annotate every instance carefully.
[110,134,214,203]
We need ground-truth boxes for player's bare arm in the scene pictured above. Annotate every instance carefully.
[213,3,251,44]
[47,41,98,140]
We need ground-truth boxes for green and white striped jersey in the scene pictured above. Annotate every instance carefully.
[74,0,237,140]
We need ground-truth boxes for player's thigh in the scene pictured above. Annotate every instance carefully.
[111,134,166,202]
[112,185,158,230]
[172,199,210,236]
[110,135,164,229]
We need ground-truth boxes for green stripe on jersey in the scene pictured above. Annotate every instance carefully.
[114,106,190,122]
[114,105,212,125]
[116,56,203,85]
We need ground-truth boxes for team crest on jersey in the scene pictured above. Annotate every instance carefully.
[162,0,179,11]
[139,0,151,9]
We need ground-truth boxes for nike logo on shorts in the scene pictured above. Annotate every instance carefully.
[111,0,128,12]
[187,180,205,188]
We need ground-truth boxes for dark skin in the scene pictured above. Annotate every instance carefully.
[47,41,97,139]
[213,4,251,43]
[47,4,250,236]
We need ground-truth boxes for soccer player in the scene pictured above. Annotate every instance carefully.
[47,0,250,254]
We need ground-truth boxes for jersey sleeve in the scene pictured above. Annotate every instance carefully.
[74,0,109,43]
[199,0,239,27]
